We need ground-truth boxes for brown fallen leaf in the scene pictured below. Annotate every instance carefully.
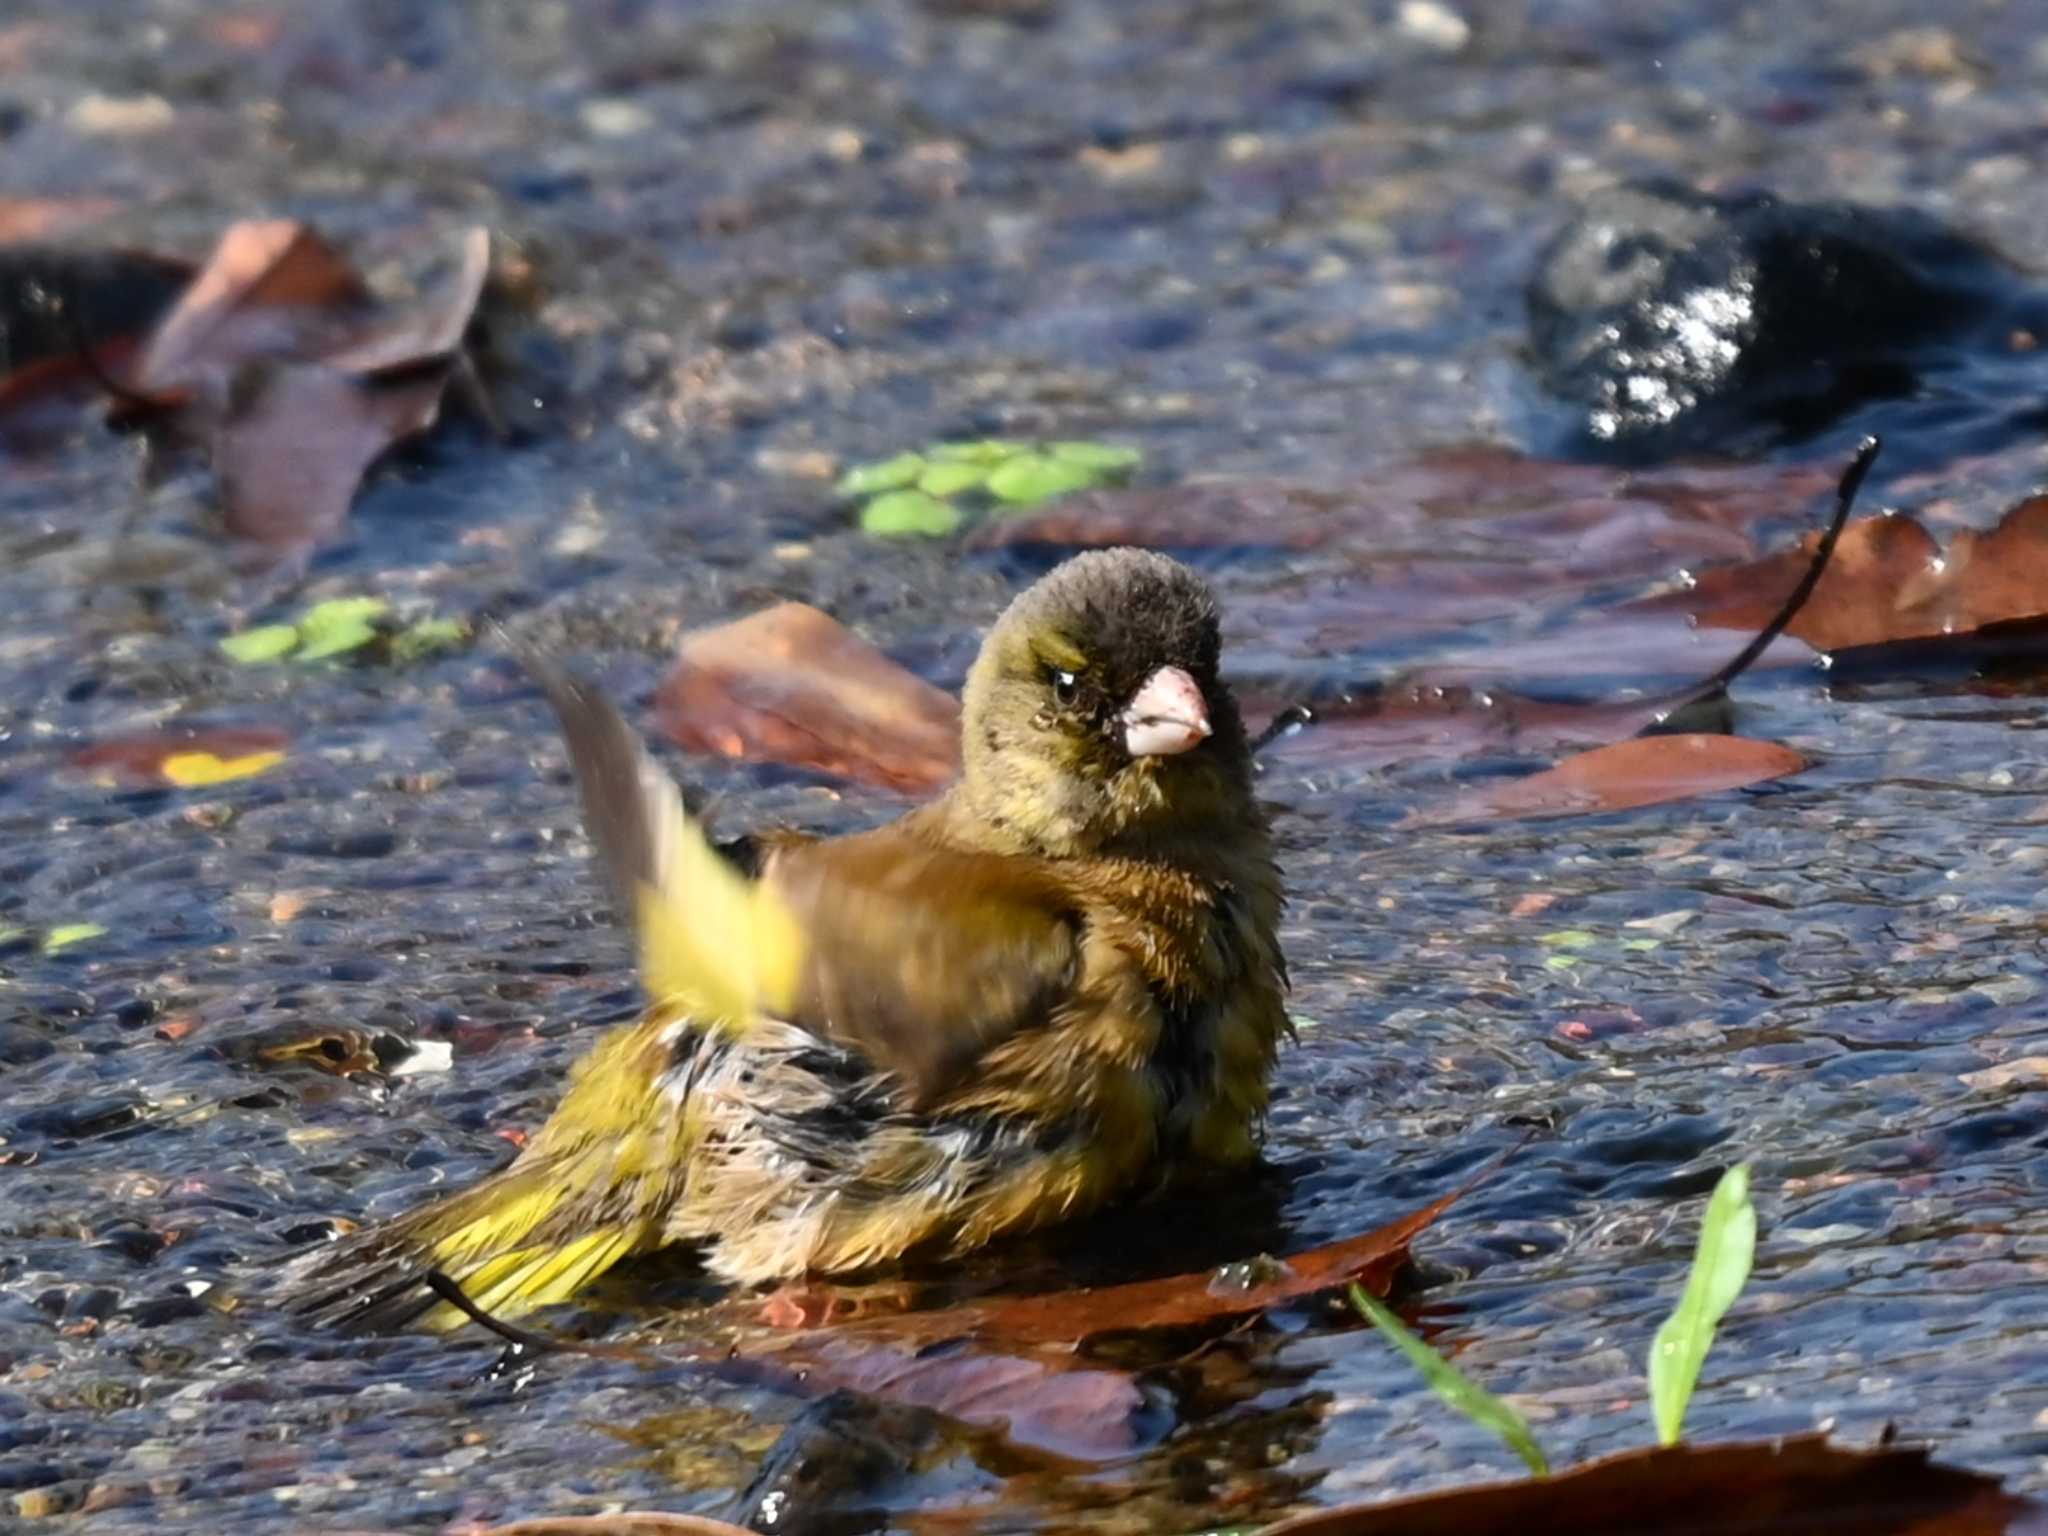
[105,219,492,555]
[1259,1433,2047,1536]
[763,1171,1471,1366]
[747,1335,1146,1461]
[1409,734,1810,826]
[324,225,492,378]
[1667,495,2048,653]
[124,219,370,405]
[210,361,449,550]
[656,602,962,795]
[715,1181,1468,1461]
[69,724,292,786]
[1253,681,1709,775]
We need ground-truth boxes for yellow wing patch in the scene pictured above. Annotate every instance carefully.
[421,1226,644,1332]
[634,776,804,1034]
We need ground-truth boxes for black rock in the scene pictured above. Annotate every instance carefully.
[1527,180,2047,460]
[0,248,192,381]
[733,1388,945,1535]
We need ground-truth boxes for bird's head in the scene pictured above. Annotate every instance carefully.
[959,548,1257,858]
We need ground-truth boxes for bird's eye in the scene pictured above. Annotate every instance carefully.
[1049,668,1080,707]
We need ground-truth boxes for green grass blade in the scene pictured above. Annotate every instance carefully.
[1648,1163,1757,1446]
[1348,1283,1549,1477]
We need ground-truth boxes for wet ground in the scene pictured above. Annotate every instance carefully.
[8,0,2048,1530]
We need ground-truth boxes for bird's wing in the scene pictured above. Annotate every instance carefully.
[532,659,1078,1096]
[530,656,804,1035]
[759,830,1080,1105]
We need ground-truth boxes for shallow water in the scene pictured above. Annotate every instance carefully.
[8,0,2048,1529]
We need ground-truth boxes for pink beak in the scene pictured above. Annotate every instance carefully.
[1122,665,1212,758]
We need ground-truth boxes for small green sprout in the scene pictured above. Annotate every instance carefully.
[1349,1282,1550,1477]
[1648,1164,1757,1446]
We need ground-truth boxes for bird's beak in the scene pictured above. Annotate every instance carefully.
[1121,665,1212,758]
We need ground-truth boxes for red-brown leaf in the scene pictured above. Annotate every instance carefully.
[1260,1434,2047,1536]
[325,226,492,377]
[1671,497,2048,653]
[211,362,449,551]
[719,1184,1469,1461]
[69,725,291,785]
[125,219,370,403]
[747,1334,1147,1461]
[1411,734,1809,825]
[656,602,962,795]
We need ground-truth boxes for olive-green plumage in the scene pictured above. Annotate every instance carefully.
[289,549,1288,1331]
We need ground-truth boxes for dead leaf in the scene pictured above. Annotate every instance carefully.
[1260,1433,2048,1536]
[657,602,962,794]
[210,361,448,550]
[103,219,492,555]
[1410,735,1809,826]
[790,1177,1468,1366]
[70,725,291,786]
[747,1335,1147,1461]
[1254,682,1706,775]
[1671,496,2048,653]
[324,225,491,377]
[720,1185,1467,1461]
[124,219,370,404]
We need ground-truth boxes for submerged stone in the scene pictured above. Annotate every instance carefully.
[1527,180,2047,460]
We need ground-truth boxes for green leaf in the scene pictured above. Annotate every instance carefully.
[1049,440,1140,472]
[860,490,963,538]
[43,922,107,954]
[1649,1163,1757,1446]
[1350,1283,1549,1477]
[985,453,1102,505]
[917,459,990,498]
[925,439,1023,465]
[219,624,300,664]
[836,451,926,498]
[391,617,469,664]
[1538,929,1598,949]
[294,596,391,662]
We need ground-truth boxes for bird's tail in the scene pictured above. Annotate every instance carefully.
[286,1153,653,1333]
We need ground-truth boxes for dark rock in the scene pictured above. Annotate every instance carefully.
[734,1388,945,1535]
[0,248,192,383]
[1527,180,2047,459]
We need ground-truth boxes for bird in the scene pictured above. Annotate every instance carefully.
[288,548,1289,1331]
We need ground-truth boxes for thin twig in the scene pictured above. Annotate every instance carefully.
[1249,702,1315,757]
[1673,434,1881,710]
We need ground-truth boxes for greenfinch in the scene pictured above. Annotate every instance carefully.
[292,548,1288,1330]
